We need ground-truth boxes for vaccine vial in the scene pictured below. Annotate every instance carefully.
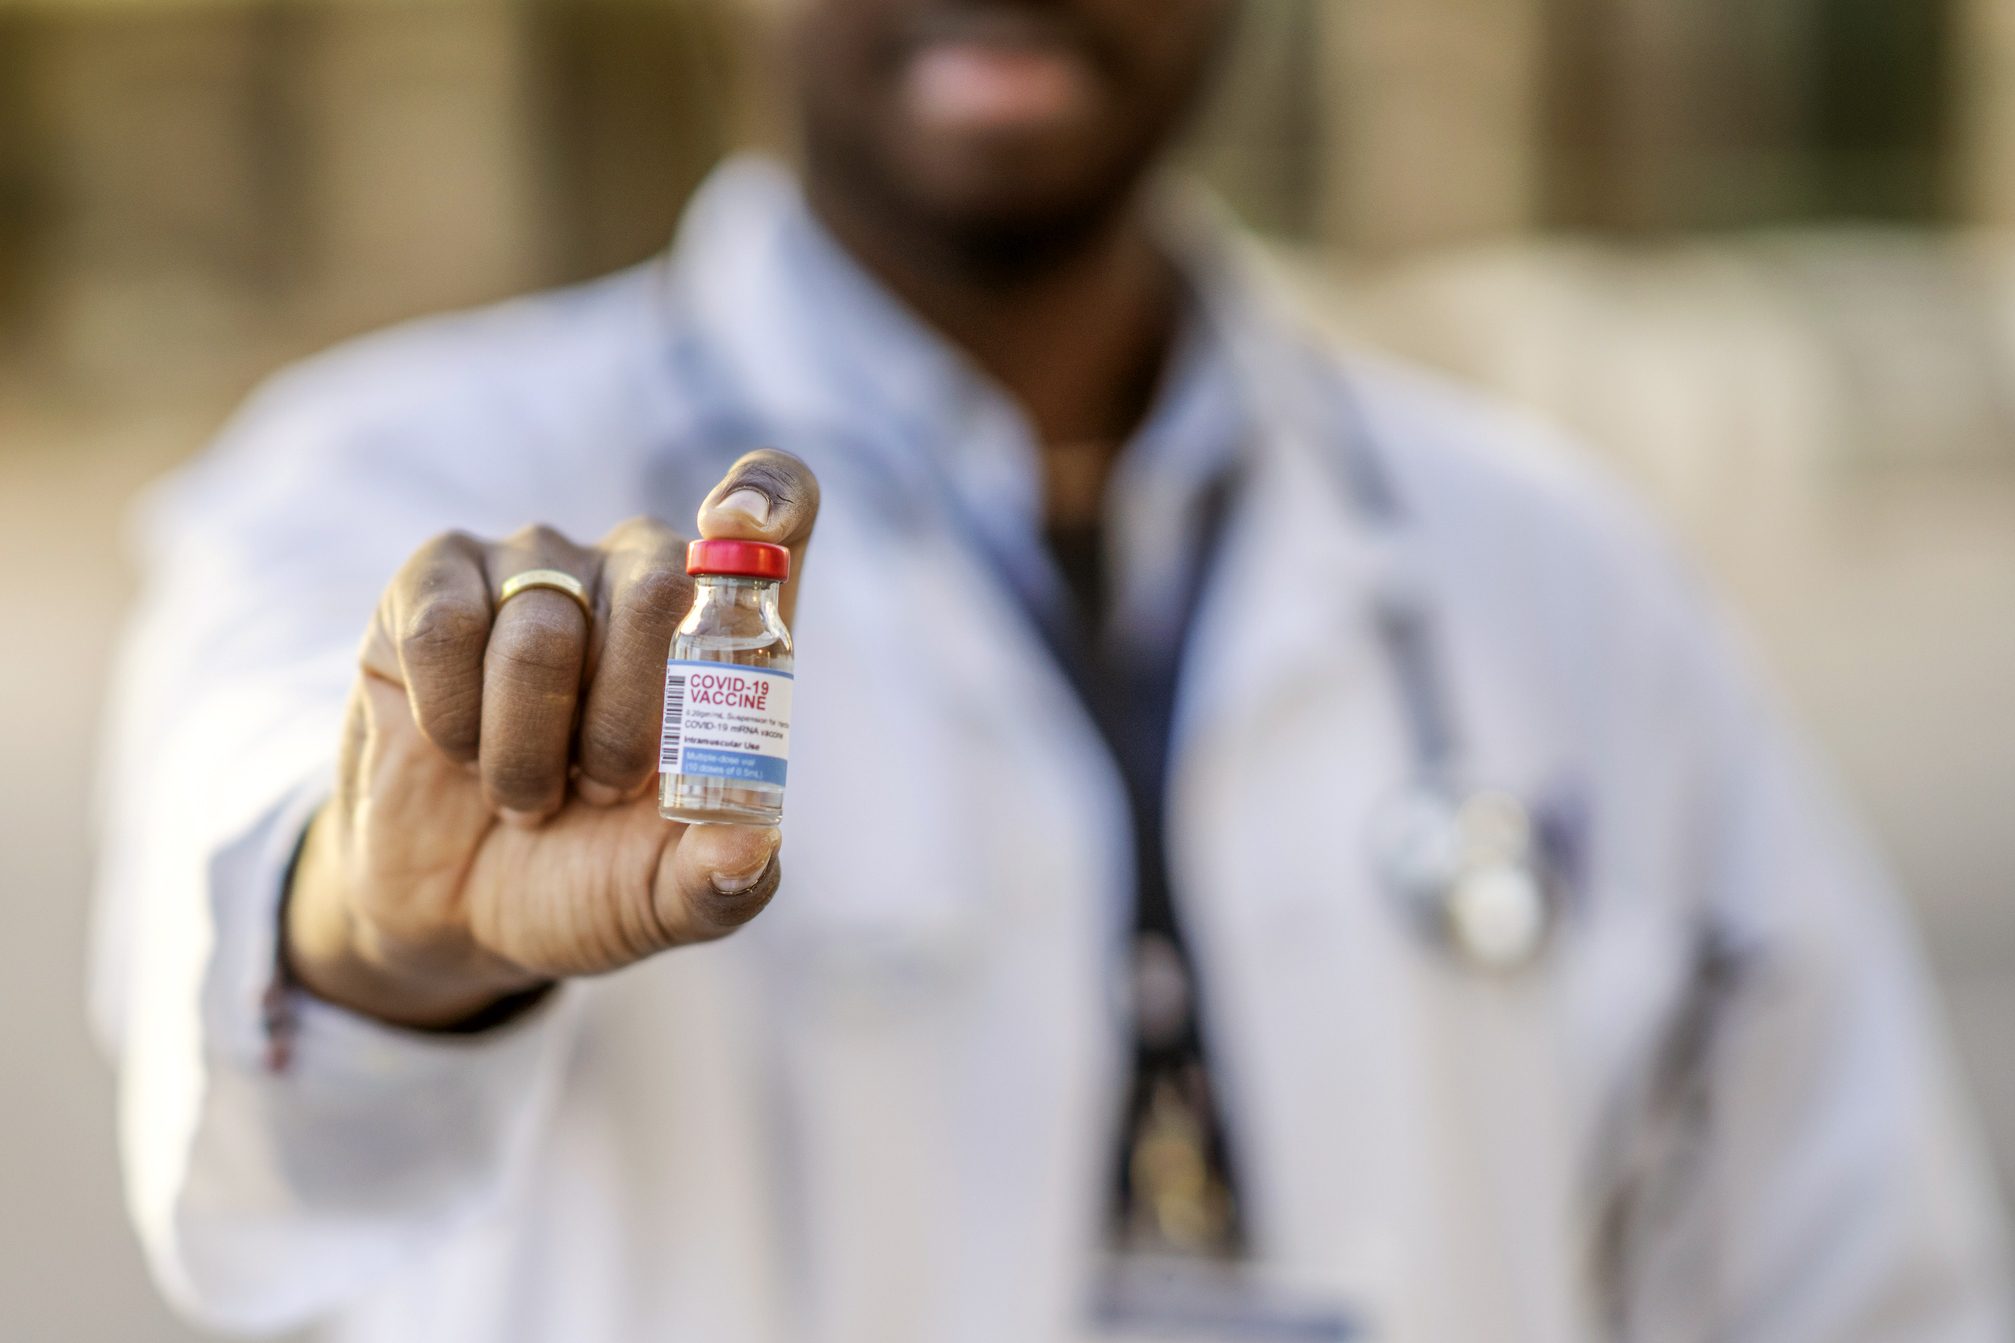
[658,539,794,826]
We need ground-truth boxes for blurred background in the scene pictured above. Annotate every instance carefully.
[1,0,2010,1336]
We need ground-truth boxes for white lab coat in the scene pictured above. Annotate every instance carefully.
[93,158,2010,1342]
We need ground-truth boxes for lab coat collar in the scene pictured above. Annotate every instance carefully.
[661,158,1267,557]
[1154,205,1416,777]
[663,153,1407,795]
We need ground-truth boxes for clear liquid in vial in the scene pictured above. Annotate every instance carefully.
[658,582,792,826]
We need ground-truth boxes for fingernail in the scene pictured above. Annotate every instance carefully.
[710,830,781,894]
[500,807,546,830]
[576,777,625,806]
[714,488,771,526]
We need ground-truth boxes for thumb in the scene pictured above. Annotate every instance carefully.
[697,449,820,625]
[652,822,784,945]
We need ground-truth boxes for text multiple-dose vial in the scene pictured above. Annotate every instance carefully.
[658,539,793,826]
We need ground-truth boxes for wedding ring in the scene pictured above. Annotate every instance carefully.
[499,568,593,620]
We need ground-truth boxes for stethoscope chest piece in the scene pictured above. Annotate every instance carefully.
[1373,786,1557,973]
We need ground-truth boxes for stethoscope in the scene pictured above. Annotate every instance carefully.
[1228,326,1570,975]
[1363,538,1566,976]
[653,252,1568,976]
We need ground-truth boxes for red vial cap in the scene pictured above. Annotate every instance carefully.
[686,538,790,582]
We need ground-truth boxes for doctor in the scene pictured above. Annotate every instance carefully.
[95,0,2008,1339]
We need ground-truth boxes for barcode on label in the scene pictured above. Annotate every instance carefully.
[659,673,686,771]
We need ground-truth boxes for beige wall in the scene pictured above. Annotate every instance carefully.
[1960,0,2015,227]
[1312,0,1550,252]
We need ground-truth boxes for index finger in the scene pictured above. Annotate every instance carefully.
[696,448,820,627]
[361,531,493,765]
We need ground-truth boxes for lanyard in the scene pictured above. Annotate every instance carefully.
[773,355,1255,1248]
[996,464,1253,1257]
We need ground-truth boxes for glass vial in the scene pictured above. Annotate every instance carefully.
[658,539,794,826]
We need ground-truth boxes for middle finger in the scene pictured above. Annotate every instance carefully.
[576,516,693,805]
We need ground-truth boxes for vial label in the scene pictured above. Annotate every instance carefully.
[659,660,793,787]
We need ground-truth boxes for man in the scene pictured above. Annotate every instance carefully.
[95,1,2009,1339]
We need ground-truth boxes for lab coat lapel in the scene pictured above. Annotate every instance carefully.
[1167,408,1414,1269]
[764,499,1129,1340]
[1167,404,1601,1338]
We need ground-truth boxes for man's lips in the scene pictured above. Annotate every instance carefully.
[896,7,1107,138]
[904,38,1097,135]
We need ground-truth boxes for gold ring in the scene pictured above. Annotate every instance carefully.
[499,568,593,619]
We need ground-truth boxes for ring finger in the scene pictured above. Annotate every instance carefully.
[481,525,599,823]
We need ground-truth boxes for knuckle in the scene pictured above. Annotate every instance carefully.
[399,595,488,669]
[484,751,564,807]
[488,608,585,683]
[506,521,573,553]
[417,694,482,760]
[409,529,477,566]
[621,564,692,624]
[581,719,655,784]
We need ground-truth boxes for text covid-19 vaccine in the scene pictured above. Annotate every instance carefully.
[658,538,793,826]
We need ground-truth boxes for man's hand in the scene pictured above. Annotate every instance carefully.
[284,450,820,1030]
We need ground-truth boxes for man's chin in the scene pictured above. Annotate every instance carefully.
[888,142,1141,267]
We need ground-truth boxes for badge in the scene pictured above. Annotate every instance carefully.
[1087,1257,1364,1341]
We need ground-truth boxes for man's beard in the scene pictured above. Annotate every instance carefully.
[802,121,1163,290]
